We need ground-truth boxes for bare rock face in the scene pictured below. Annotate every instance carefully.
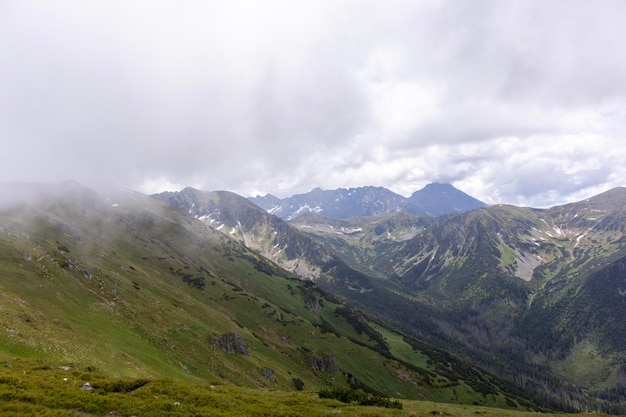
[312,353,339,374]
[212,333,249,356]
[260,367,275,381]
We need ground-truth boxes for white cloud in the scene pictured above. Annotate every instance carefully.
[0,0,625,207]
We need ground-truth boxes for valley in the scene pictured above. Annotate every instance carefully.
[1,181,626,415]
[157,183,626,414]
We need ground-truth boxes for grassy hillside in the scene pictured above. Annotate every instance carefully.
[0,357,618,417]
[0,183,539,412]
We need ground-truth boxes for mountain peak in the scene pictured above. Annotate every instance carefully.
[407,183,486,216]
[421,182,456,191]
[585,186,626,206]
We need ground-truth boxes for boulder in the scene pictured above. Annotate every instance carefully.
[212,333,249,355]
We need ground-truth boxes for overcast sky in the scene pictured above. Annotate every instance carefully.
[1,1,625,207]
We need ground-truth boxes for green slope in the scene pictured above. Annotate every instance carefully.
[0,183,536,411]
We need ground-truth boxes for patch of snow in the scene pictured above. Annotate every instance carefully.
[229,227,237,235]
[287,204,323,220]
[347,285,372,293]
[216,224,225,231]
[112,203,119,208]
[341,227,362,234]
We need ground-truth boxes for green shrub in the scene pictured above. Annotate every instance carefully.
[92,378,149,393]
[318,387,402,409]
[292,378,304,391]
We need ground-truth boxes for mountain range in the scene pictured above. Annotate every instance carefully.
[2,181,626,414]
[155,183,626,414]
[248,183,486,219]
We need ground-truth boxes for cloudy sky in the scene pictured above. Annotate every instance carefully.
[1,0,625,207]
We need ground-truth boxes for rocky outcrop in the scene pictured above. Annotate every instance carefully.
[259,367,275,381]
[312,353,339,374]
[212,333,249,355]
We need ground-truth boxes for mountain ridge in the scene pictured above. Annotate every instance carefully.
[249,183,487,220]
